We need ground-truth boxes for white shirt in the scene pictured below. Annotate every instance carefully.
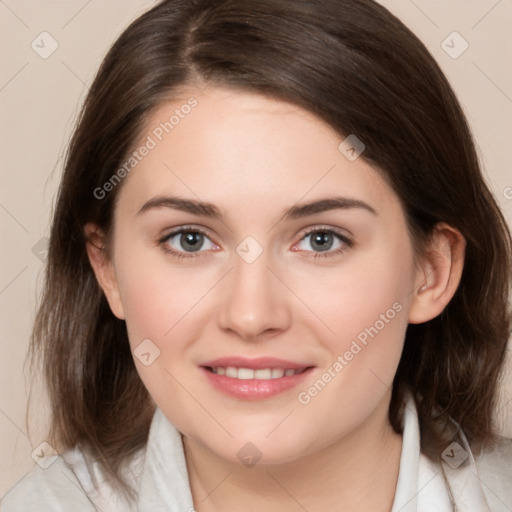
[2,396,511,511]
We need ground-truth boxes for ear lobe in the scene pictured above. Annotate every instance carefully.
[408,223,466,324]
[84,222,125,320]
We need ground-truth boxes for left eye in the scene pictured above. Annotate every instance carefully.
[163,230,216,253]
[296,230,347,253]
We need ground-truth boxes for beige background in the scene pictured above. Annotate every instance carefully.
[1,0,511,497]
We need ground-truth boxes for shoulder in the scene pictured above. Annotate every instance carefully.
[1,445,144,512]
[472,435,512,510]
[1,456,96,511]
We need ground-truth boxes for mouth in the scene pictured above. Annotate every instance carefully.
[200,357,315,400]
[205,366,308,379]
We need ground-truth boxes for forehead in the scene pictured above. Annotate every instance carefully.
[114,86,401,221]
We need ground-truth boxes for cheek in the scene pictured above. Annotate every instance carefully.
[293,245,415,348]
[113,251,218,415]
[291,267,411,450]
[114,242,220,343]
[290,233,416,413]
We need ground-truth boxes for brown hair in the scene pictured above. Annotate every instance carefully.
[29,0,512,498]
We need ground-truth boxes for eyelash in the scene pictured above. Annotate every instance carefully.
[157,226,353,260]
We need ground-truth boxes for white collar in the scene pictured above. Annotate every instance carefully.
[392,396,491,512]
[137,411,194,510]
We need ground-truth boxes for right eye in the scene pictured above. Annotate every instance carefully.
[159,228,219,259]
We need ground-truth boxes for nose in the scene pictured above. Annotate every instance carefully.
[216,254,292,342]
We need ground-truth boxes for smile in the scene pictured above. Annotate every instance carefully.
[200,357,314,400]
[208,367,307,379]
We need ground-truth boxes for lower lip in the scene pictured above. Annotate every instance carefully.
[201,367,314,400]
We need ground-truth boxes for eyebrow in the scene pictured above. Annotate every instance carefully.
[283,197,377,219]
[137,196,223,218]
[136,195,377,219]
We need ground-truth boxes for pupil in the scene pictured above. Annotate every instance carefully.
[312,232,332,251]
[181,232,203,252]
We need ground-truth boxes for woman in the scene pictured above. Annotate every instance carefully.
[2,0,511,510]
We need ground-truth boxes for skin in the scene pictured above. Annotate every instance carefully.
[85,86,465,511]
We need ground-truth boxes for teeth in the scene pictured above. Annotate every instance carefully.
[237,368,254,380]
[212,367,303,380]
[225,366,238,378]
[271,368,285,379]
[255,369,272,379]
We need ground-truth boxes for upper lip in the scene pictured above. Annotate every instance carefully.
[201,357,313,370]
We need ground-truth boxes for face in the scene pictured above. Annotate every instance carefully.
[93,86,424,465]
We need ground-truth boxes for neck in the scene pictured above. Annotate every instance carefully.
[183,394,403,512]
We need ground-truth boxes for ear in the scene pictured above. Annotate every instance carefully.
[84,222,125,320]
[408,223,466,324]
